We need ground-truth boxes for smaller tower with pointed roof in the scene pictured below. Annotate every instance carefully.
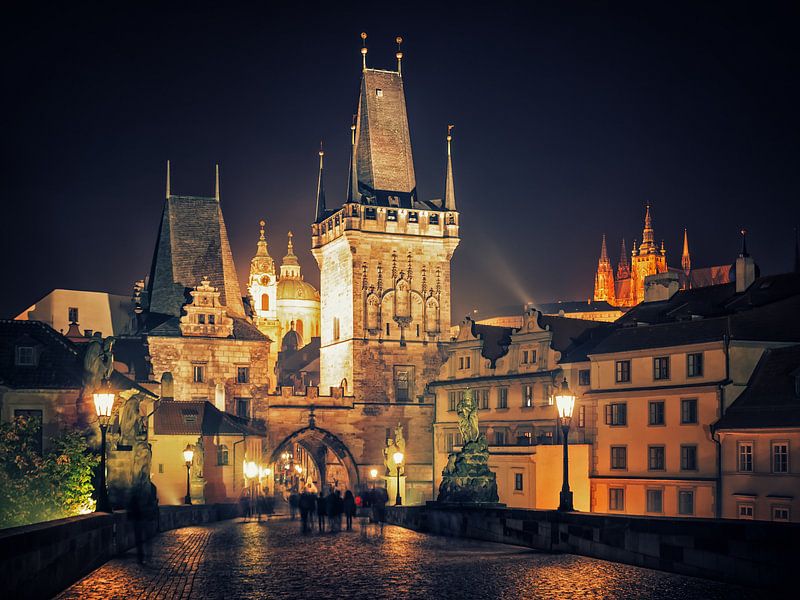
[681,228,692,278]
[248,220,278,321]
[616,238,630,280]
[593,234,616,304]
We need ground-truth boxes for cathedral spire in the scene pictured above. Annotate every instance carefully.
[360,32,368,71]
[617,238,630,279]
[681,228,691,275]
[444,125,456,211]
[396,36,403,75]
[346,116,358,203]
[599,234,610,265]
[640,203,655,253]
[215,163,220,202]
[315,143,327,221]
[166,159,171,199]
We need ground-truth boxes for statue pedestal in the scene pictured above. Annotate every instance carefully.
[384,475,406,505]
[437,436,499,504]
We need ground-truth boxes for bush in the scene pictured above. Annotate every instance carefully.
[0,415,99,529]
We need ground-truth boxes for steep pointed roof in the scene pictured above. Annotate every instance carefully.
[354,68,416,201]
[147,184,244,318]
[639,203,656,254]
[598,234,610,266]
[444,126,456,211]
[682,228,691,274]
[617,238,630,279]
[314,147,327,222]
[249,220,275,278]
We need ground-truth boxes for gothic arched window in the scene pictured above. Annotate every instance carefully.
[366,293,380,331]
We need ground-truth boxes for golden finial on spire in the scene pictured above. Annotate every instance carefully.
[259,219,266,241]
[215,163,220,201]
[361,32,368,71]
[396,36,404,74]
[446,124,454,155]
[288,230,294,252]
[166,159,171,199]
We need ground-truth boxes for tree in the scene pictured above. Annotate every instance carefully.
[0,415,99,529]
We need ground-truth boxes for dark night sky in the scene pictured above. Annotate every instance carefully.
[2,2,799,322]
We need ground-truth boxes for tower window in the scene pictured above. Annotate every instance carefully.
[198,314,205,324]
[387,209,398,221]
[208,314,216,325]
[394,366,413,403]
[68,307,79,323]
[236,398,250,419]
[261,294,270,311]
[333,317,340,341]
[429,214,439,225]
[365,208,377,220]
[376,88,383,97]
[237,367,250,384]
[386,322,390,335]
[409,211,418,223]
[193,364,205,383]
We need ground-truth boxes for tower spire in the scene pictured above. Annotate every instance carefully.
[599,234,609,264]
[360,32,368,71]
[681,228,691,275]
[740,228,749,257]
[640,203,655,253]
[215,163,220,201]
[346,115,358,203]
[315,142,326,221]
[444,124,456,211]
[166,159,171,199]
[396,36,403,74]
[617,238,630,279]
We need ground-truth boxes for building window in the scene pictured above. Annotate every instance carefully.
[648,401,665,426]
[680,398,698,424]
[193,364,205,383]
[416,324,420,337]
[365,207,377,220]
[394,366,413,403]
[387,209,398,222]
[497,387,508,409]
[653,356,670,380]
[446,431,462,452]
[408,211,418,223]
[217,445,229,466]
[448,391,458,411]
[687,352,703,377]
[678,490,694,515]
[386,322,391,336]
[772,506,790,522]
[14,409,43,454]
[609,488,625,511]
[158,463,164,474]
[605,402,627,426]
[333,317,340,341]
[615,360,631,383]
[261,294,269,311]
[494,430,506,445]
[514,473,524,491]
[517,431,533,446]
[477,388,489,410]
[646,489,663,513]
[680,445,698,471]
[429,213,439,225]
[198,314,206,324]
[738,503,754,520]
[236,398,250,419]
[579,369,591,386]
[208,314,216,325]
[375,88,383,97]
[772,442,789,473]
[648,446,666,471]
[15,346,36,366]
[610,446,627,470]
[237,367,250,384]
[68,306,79,323]
[523,385,533,407]
[738,442,753,472]
[577,405,586,428]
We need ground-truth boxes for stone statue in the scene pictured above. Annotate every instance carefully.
[193,437,204,479]
[82,336,115,390]
[394,423,406,455]
[118,389,143,447]
[438,389,499,504]
[456,390,479,444]
[383,437,401,476]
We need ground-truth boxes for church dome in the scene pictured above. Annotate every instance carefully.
[277,278,320,301]
[281,328,302,352]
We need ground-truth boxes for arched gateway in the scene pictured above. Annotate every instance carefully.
[270,426,360,492]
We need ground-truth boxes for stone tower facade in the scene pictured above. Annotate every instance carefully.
[629,204,668,305]
[593,234,616,304]
[311,58,460,402]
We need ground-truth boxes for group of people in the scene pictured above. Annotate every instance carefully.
[288,485,390,534]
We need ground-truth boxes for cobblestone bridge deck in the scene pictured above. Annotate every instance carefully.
[57,518,765,599]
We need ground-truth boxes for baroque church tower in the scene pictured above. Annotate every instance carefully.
[311,37,460,401]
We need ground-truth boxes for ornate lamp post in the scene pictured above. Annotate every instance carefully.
[393,451,404,506]
[93,381,116,513]
[369,467,378,489]
[183,444,194,505]
[555,379,576,512]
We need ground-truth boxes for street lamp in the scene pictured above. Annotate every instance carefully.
[93,381,115,513]
[393,451,404,506]
[183,444,194,505]
[555,379,576,511]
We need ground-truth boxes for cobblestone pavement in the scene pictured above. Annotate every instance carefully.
[57,518,766,600]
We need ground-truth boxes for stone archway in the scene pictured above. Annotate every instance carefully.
[270,426,360,492]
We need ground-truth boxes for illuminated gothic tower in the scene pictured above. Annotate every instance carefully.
[593,234,615,303]
[311,38,460,401]
[629,204,668,304]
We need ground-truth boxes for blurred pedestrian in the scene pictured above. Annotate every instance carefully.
[289,491,299,520]
[343,490,356,531]
[372,485,388,535]
[316,488,327,533]
[299,486,315,534]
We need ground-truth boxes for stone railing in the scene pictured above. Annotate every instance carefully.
[0,503,240,600]
[385,504,797,590]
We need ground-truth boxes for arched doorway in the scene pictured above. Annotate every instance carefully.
[270,427,359,494]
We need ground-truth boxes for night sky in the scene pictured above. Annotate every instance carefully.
[3,2,799,322]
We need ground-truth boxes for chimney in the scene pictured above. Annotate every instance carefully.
[643,271,680,303]
[735,229,756,293]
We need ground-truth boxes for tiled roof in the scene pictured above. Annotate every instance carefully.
[538,315,605,354]
[153,400,266,436]
[146,194,245,318]
[539,300,620,314]
[146,316,267,342]
[279,337,320,373]
[715,345,800,429]
[0,320,82,389]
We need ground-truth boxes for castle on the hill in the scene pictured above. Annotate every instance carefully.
[593,205,734,308]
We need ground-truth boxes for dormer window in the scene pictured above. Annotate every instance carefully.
[388,196,400,207]
[429,214,439,225]
[408,211,418,223]
[387,210,398,222]
[15,346,36,366]
[375,88,383,97]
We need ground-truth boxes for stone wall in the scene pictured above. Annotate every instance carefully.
[0,503,240,600]
[385,505,797,590]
